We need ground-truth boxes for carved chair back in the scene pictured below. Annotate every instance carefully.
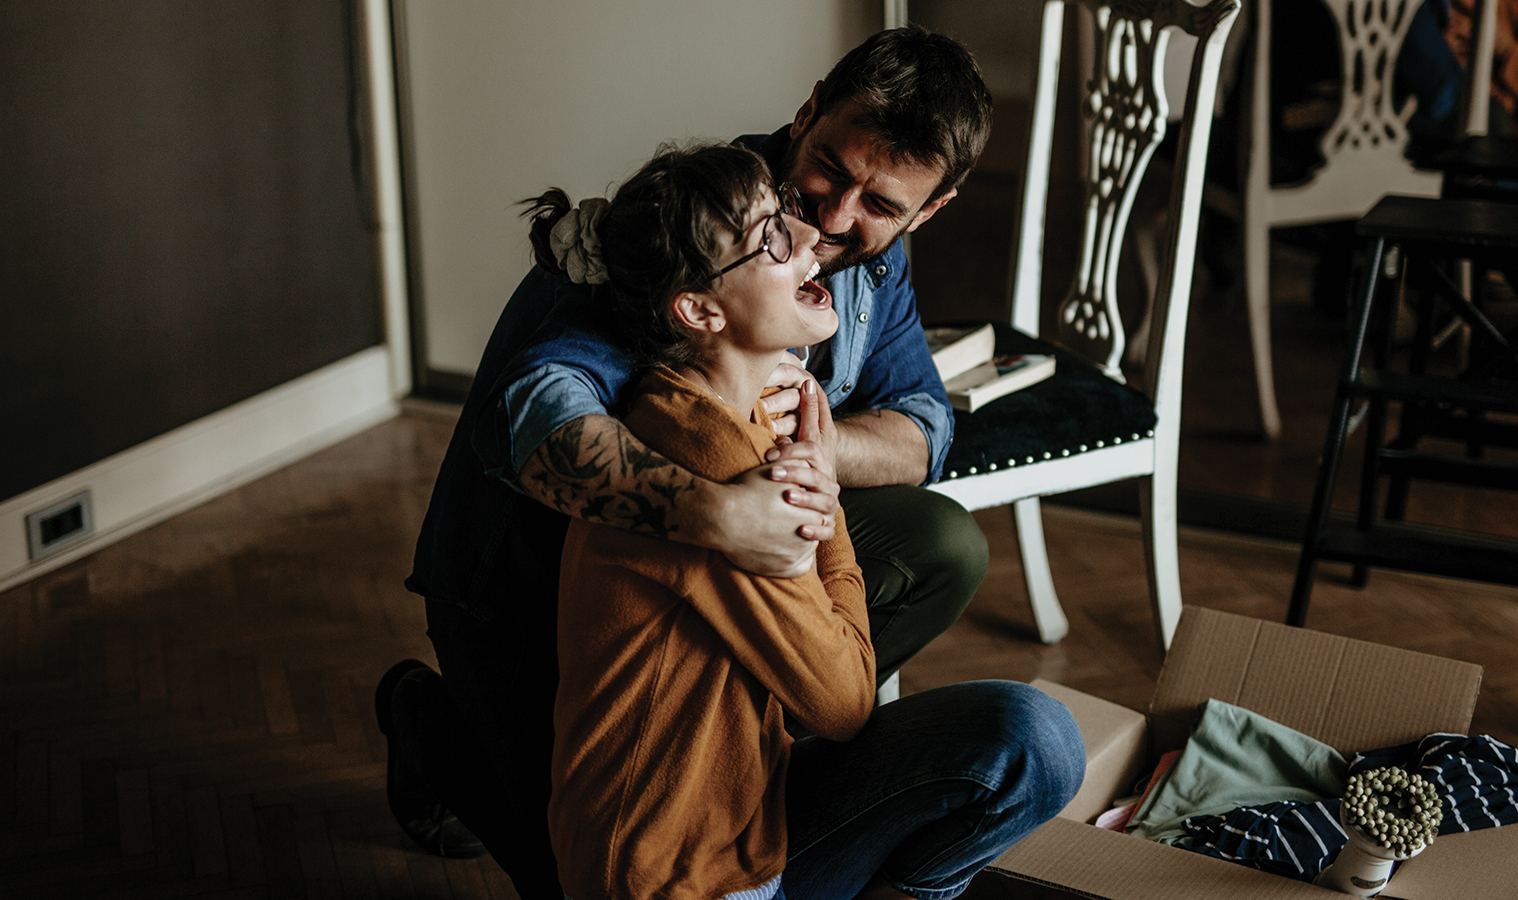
[1013,0,1241,421]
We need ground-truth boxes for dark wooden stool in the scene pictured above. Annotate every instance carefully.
[1287,194,1518,627]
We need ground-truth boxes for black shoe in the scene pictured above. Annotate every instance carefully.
[375,659,489,858]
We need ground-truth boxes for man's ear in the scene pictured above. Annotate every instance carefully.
[672,292,726,334]
[789,82,823,140]
[904,187,958,235]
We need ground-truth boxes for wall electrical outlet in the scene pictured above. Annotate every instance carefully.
[25,489,95,561]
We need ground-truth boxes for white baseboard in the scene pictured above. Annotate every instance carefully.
[0,346,400,594]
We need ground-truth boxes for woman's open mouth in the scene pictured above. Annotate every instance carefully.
[797,261,833,310]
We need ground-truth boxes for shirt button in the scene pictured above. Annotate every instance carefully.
[874,265,888,276]
[858,312,869,323]
[843,382,853,392]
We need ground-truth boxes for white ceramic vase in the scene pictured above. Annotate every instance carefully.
[1314,807,1403,896]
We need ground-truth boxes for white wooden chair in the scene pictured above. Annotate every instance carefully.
[1242,0,1444,439]
[928,0,1240,652]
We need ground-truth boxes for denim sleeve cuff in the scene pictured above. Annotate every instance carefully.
[880,391,954,485]
[482,364,614,486]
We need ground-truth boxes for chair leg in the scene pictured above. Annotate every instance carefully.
[1245,213,1283,440]
[1138,473,1182,652]
[1012,497,1069,644]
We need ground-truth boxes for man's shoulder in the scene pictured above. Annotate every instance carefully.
[485,266,631,384]
[498,266,585,327]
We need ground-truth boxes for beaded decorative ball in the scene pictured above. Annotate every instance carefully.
[1341,766,1443,858]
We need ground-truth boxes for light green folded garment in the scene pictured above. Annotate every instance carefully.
[1127,699,1347,847]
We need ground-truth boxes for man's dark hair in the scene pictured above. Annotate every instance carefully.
[814,24,994,200]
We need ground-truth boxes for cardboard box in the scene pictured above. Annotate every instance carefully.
[981,607,1515,899]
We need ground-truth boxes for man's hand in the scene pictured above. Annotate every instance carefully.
[760,354,814,440]
[697,378,842,573]
[689,466,830,578]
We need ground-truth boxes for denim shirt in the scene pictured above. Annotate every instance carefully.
[407,128,952,619]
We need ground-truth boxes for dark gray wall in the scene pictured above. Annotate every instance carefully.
[1,1,381,502]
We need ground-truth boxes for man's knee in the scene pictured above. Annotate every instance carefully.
[844,486,989,603]
[886,490,988,638]
[910,489,990,600]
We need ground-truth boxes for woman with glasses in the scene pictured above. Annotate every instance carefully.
[526,142,1083,900]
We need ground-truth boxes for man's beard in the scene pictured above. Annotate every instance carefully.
[815,231,873,279]
[779,136,912,279]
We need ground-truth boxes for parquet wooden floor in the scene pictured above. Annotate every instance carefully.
[0,408,521,899]
[5,396,1516,897]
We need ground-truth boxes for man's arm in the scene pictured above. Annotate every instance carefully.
[830,241,953,485]
[475,277,841,578]
[517,413,839,578]
[833,408,930,487]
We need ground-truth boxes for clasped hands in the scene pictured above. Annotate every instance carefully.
[717,356,841,578]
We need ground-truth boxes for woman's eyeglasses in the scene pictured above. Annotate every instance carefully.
[716,183,806,276]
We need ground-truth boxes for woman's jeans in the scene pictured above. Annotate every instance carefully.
[779,680,1085,899]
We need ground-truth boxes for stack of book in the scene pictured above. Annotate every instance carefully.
[923,323,1055,413]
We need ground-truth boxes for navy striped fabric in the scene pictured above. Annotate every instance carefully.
[1180,734,1518,882]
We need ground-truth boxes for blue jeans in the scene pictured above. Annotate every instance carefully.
[779,680,1085,900]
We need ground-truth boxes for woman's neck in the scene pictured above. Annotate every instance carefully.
[677,347,787,421]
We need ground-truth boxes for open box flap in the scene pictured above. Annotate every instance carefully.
[1032,678,1148,824]
[1149,608,1483,756]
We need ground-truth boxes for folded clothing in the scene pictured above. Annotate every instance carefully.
[1125,699,1347,846]
[1181,733,1518,881]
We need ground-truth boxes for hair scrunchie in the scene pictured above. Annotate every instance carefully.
[548,197,611,285]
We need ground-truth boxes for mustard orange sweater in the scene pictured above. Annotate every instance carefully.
[550,366,875,900]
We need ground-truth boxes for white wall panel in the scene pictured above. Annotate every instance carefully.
[396,0,878,376]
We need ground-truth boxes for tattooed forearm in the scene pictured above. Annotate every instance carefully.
[540,418,611,483]
[620,437,673,477]
[520,415,699,537]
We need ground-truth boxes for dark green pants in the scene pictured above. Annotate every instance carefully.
[839,484,989,684]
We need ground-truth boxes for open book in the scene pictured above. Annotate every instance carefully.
[943,353,1056,412]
